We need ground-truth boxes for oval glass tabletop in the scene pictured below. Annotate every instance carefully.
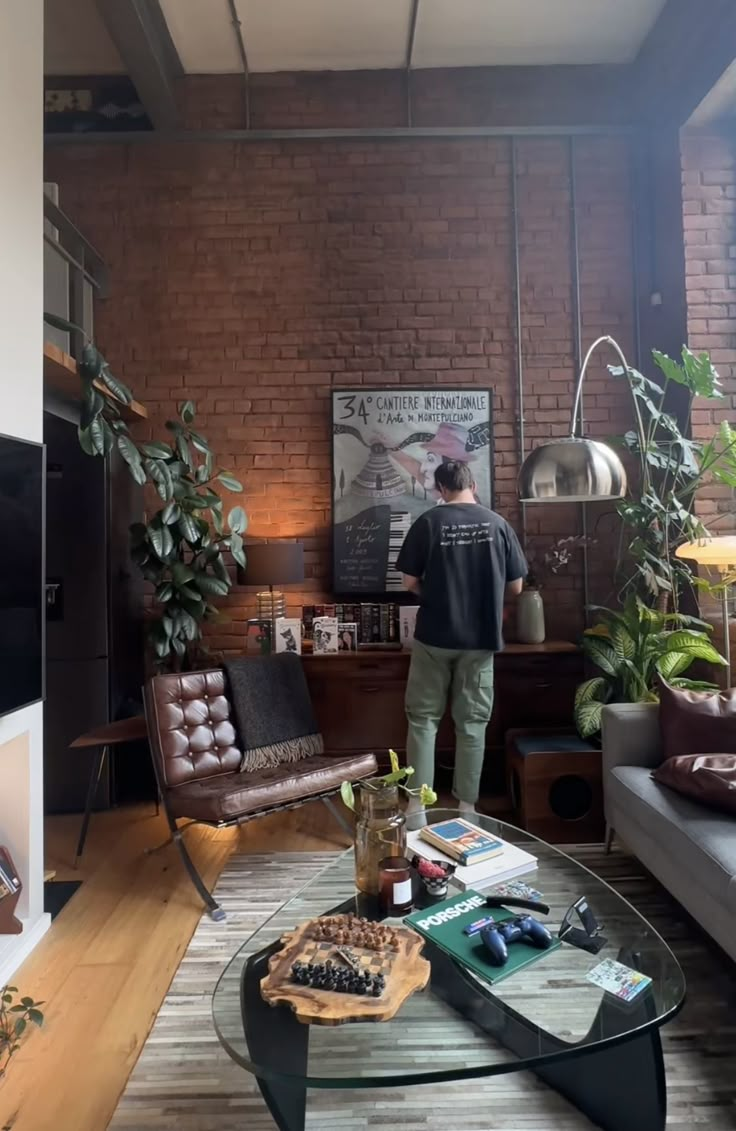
[212,810,685,1091]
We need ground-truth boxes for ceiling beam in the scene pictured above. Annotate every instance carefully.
[96,0,183,130]
[635,0,736,127]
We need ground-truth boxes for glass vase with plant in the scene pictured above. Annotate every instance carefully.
[341,752,437,895]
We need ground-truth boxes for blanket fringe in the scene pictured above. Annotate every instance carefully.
[240,731,324,772]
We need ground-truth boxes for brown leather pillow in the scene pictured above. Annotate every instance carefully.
[653,754,736,816]
[658,680,736,759]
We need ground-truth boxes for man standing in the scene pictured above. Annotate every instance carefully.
[396,460,527,816]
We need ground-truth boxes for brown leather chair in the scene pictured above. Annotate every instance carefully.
[144,669,376,920]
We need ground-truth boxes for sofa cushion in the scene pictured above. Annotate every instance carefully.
[167,752,377,823]
[608,764,736,909]
[653,754,736,816]
[659,680,736,759]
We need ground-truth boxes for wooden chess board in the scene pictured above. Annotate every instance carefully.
[261,916,430,1026]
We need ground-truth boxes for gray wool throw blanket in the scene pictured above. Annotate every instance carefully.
[224,654,324,772]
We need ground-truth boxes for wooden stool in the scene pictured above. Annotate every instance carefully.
[70,716,149,866]
[505,728,604,844]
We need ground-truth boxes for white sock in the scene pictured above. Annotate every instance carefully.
[459,800,477,816]
[406,795,427,828]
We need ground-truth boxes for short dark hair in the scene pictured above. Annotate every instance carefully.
[434,459,474,492]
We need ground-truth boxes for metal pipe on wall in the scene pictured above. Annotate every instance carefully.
[226,0,251,130]
[568,135,591,619]
[510,137,528,549]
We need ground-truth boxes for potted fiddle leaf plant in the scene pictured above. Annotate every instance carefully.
[341,751,437,895]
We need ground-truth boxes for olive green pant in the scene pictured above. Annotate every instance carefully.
[405,639,495,805]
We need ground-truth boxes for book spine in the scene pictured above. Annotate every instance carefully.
[351,604,362,639]
[302,605,315,640]
[335,603,345,624]
[388,602,398,643]
[370,604,381,642]
[324,603,336,618]
[314,605,325,619]
[360,604,372,645]
[379,603,390,643]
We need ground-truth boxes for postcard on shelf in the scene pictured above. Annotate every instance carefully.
[313,616,339,653]
[406,829,537,892]
[585,958,652,1003]
[338,622,358,652]
[420,818,504,865]
[274,617,302,655]
[400,605,419,649]
[246,619,272,654]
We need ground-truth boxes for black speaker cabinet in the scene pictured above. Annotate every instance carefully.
[506,728,604,844]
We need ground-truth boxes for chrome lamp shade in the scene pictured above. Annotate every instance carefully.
[518,335,633,505]
[519,437,627,503]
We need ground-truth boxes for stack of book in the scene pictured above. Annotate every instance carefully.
[407,817,538,892]
[302,603,401,647]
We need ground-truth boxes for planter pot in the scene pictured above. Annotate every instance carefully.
[517,587,546,644]
[354,782,406,895]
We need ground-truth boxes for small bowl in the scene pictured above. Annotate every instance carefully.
[411,854,456,898]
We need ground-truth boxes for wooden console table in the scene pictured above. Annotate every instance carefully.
[302,642,582,795]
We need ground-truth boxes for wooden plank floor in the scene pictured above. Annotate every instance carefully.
[0,801,353,1131]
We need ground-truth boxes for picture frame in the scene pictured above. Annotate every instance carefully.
[331,388,494,597]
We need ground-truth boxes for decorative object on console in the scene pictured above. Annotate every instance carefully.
[237,541,304,621]
[518,335,629,503]
[399,605,419,649]
[223,654,323,771]
[652,753,736,815]
[517,536,594,645]
[341,750,437,895]
[245,619,271,654]
[657,678,736,759]
[338,622,358,651]
[273,616,302,655]
[516,586,545,644]
[676,536,736,686]
[313,616,339,654]
[259,914,430,1025]
[332,387,493,595]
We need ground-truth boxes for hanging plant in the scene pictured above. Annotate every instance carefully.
[43,313,247,669]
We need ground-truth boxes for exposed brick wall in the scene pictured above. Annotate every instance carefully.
[682,129,736,527]
[46,125,636,653]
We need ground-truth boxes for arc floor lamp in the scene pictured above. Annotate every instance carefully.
[518,335,632,504]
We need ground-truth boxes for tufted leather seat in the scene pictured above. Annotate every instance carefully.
[144,667,377,826]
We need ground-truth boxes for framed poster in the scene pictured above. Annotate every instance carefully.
[332,388,493,596]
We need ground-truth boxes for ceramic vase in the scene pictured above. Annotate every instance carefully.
[517,586,546,644]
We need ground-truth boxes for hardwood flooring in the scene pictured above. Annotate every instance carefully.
[0,801,353,1131]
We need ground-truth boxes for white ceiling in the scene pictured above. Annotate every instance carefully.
[45,0,668,76]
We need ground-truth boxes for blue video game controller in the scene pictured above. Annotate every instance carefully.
[480,915,553,966]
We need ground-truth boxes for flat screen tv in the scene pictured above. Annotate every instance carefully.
[0,433,45,718]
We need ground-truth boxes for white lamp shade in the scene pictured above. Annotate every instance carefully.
[675,537,736,569]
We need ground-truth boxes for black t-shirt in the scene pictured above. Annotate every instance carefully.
[396,503,527,652]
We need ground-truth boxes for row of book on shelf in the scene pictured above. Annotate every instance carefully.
[246,603,419,655]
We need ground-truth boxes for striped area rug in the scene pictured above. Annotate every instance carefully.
[110,846,736,1131]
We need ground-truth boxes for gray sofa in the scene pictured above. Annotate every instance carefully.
[602,702,736,963]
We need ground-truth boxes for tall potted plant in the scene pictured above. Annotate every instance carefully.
[44,313,246,669]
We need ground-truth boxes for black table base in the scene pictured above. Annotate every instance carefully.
[242,937,667,1131]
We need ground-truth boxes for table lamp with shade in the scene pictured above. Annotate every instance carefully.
[675,537,736,687]
[236,541,305,621]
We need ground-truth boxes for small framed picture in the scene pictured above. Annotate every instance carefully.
[274,617,302,655]
[338,622,358,652]
[246,619,272,654]
[313,615,339,654]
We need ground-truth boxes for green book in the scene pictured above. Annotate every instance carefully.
[404,889,560,985]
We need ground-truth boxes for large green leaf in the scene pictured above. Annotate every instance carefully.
[189,430,210,454]
[155,582,174,603]
[80,385,105,429]
[582,635,619,678]
[178,512,200,544]
[99,363,133,406]
[574,677,609,709]
[180,400,195,425]
[193,573,230,597]
[662,632,726,664]
[229,530,246,568]
[148,522,174,561]
[176,434,193,471]
[140,441,172,459]
[212,553,230,584]
[575,699,604,739]
[144,458,174,501]
[172,562,195,587]
[79,342,103,379]
[43,311,87,339]
[655,651,693,680]
[610,622,635,663]
[228,506,247,534]
[161,501,180,525]
[219,472,243,493]
[117,435,146,485]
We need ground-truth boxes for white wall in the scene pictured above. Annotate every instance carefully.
[0,0,50,978]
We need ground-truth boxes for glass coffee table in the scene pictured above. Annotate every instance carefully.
[213,811,685,1131]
